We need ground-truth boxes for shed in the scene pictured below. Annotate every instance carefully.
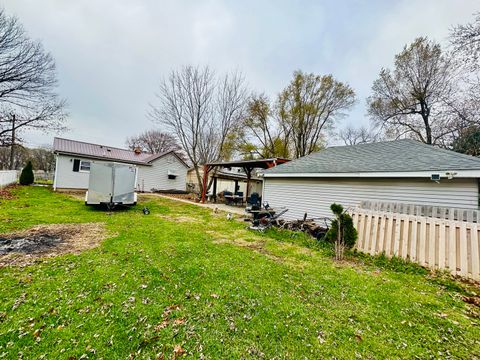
[53,137,189,192]
[261,139,480,220]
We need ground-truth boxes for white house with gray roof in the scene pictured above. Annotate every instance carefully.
[262,139,480,220]
[53,137,189,192]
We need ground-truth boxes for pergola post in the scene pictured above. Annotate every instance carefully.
[200,158,289,204]
[243,167,253,199]
[212,176,217,203]
[201,165,211,203]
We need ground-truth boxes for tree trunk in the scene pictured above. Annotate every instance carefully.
[420,101,432,145]
[9,114,15,170]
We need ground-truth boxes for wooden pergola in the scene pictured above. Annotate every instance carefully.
[201,158,289,203]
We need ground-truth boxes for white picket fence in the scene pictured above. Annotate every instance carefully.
[0,170,17,187]
[351,208,480,280]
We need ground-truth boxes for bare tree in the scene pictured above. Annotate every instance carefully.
[277,70,356,158]
[126,129,183,155]
[240,94,290,158]
[29,146,55,172]
[446,13,480,146]
[338,125,381,146]
[367,37,461,146]
[450,12,480,71]
[150,66,247,194]
[0,10,67,167]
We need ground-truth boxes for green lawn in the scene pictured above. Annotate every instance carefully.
[0,187,479,359]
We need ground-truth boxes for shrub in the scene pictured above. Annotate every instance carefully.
[325,203,357,260]
[19,161,34,185]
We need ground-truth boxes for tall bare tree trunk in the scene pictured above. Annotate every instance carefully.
[9,114,15,170]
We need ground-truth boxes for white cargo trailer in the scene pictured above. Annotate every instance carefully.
[85,162,137,208]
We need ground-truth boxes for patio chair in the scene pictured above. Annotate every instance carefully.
[235,191,244,206]
[247,192,260,207]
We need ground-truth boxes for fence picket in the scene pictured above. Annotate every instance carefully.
[393,217,401,256]
[401,215,410,258]
[471,224,479,278]
[438,221,446,269]
[410,217,418,262]
[459,222,468,276]
[448,222,457,273]
[377,214,386,254]
[428,220,436,267]
[418,218,427,266]
[364,214,372,253]
[370,215,379,255]
[384,215,393,257]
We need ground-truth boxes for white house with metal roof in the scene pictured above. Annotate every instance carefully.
[53,137,189,192]
[262,139,480,220]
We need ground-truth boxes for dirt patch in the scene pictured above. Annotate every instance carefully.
[156,214,197,223]
[160,193,197,201]
[0,185,17,200]
[215,238,283,262]
[211,234,283,262]
[0,223,108,267]
[56,189,86,201]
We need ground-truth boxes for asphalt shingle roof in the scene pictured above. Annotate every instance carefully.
[264,139,480,175]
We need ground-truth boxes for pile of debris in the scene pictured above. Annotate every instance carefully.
[275,215,331,239]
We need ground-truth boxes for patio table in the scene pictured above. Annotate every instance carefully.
[224,194,244,206]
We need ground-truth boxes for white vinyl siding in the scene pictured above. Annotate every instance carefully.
[54,155,93,189]
[263,177,479,220]
[54,153,188,192]
[136,153,187,192]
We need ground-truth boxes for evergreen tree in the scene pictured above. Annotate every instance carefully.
[19,161,34,185]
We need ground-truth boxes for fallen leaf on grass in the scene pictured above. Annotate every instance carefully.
[155,321,169,331]
[173,318,185,326]
[210,294,219,299]
[317,331,326,344]
[173,345,185,358]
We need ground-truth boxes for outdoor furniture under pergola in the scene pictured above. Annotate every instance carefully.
[201,158,290,203]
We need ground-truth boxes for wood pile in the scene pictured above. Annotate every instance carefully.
[274,216,330,239]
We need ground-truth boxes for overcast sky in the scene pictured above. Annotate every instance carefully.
[2,0,479,149]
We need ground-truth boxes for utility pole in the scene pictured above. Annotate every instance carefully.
[9,113,15,170]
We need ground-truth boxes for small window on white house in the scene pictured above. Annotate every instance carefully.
[167,170,177,180]
[79,160,91,172]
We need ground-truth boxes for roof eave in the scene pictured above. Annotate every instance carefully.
[54,150,151,166]
[262,170,480,179]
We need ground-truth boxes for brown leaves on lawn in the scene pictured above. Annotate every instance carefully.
[462,295,480,308]
[153,305,186,332]
[0,185,17,200]
[0,223,109,267]
[173,345,186,358]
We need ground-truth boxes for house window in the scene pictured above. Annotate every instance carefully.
[79,160,91,172]
[167,170,177,180]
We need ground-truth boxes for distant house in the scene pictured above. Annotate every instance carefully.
[52,137,189,192]
[187,166,263,196]
[262,139,480,220]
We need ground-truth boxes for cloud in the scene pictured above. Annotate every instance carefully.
[2,0,479,148]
